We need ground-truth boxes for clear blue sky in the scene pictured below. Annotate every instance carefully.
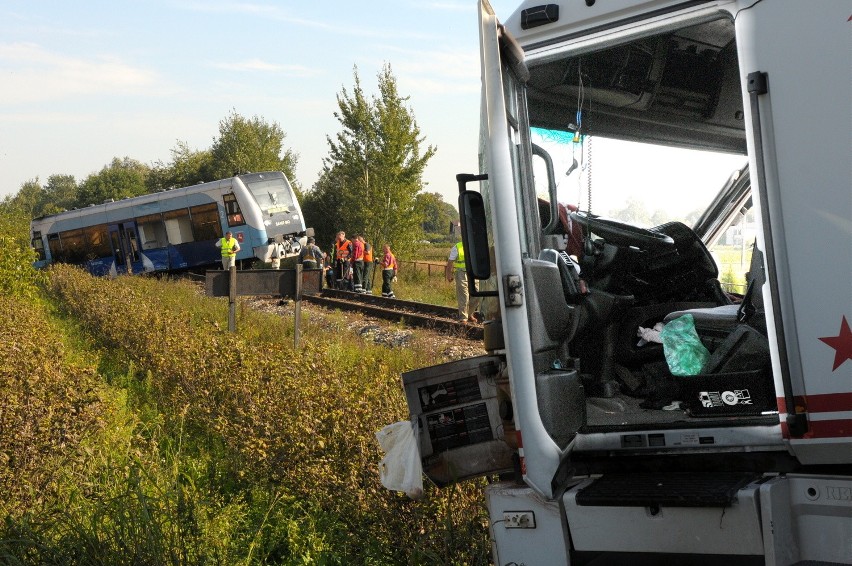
[0,0,518,204]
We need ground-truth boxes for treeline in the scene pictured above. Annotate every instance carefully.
[4,65,459,260]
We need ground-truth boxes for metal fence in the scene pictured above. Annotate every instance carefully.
[399,260,446,278]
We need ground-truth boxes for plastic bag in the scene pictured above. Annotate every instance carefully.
[376,420,424,499]
[660,314,710,376]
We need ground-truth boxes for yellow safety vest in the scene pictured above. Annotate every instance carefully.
[220,237,237,258]
[453,242,466,270]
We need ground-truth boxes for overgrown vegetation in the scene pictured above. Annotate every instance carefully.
[0,257,490,564]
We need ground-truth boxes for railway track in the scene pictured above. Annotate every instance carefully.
[305,289,483,340]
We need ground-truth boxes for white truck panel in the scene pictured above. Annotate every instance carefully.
[564,478,765,555]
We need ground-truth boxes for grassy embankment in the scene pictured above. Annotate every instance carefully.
[0,253,491,564]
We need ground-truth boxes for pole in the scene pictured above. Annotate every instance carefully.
[228,264,236,332]
[294,263,302,349]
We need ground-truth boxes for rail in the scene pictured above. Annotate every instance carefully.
[305,289,483,339]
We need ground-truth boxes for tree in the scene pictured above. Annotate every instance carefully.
[415,192,457,238]
[609,197,651,227]
[208,111,299,192]
[147,141,213,192]
[650,208,670,227]
[75,157,150,208]
[5,179,46,218]
[301,166,350,250]
[319,65,436,257]
[41,174,78,215]
[8,175,78,218]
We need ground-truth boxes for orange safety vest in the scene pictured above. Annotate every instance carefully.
[335,238,351,260]
[364,243,373,263]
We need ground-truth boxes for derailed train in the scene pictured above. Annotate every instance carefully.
[30,171,307,276]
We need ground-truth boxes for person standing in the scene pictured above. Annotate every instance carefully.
[333,231,352,290]
[351,235,366,293]
[445,241,474,322]
[299,237,323,269]
[363,238,375,293]
[322,252,334,288]
[380,244,398,298]
[215,231,241,270]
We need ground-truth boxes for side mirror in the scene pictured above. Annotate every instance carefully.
[459,190,491,280]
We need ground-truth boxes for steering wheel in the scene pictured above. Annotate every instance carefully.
[569,211,674,250]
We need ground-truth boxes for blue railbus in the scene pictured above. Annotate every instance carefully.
[30,171,307,276]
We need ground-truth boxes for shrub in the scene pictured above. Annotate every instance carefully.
[46,265,490,564]
[0,297,103,517]
[0,208,45,300]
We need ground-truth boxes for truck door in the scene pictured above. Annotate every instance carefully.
[477,0,566,499]
[108,221,141,275]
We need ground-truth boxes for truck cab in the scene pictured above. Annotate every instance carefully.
[402,1,851,564]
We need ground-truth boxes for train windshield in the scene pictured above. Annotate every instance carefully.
[241,172,297,218]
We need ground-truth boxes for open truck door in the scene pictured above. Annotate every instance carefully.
[475,0,585,498]
[397,1,850,564]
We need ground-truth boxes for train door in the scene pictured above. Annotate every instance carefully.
[108,221,141,275]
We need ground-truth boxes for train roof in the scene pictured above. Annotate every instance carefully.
[30,171,288,227]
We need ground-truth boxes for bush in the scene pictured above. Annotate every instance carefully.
[0,208,45,300]
[0,297,103,517]
[45,266,490,564]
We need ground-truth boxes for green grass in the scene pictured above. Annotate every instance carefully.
[712,244,752,294]
[0,265,491,565]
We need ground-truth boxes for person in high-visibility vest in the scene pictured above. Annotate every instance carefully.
[333,231,353,290]
[362,239,375,293]
[215,231,241,270]
[351,235,365,293]
[445,241,476,322]
[380,244,398,298]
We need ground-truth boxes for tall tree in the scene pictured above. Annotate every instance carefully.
[609,197,651,227]
[415,192,457,237]
[301,166,350,251]
[148,141,213,192]
[320,65,435,256]
[6,179,45,218]
[208,111,299,192]
[75,157,150,208]
[41,174,78,215]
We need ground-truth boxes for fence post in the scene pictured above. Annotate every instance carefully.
[294,264,302,349]
[228,265,237,332]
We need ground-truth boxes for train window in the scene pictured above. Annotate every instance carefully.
[164,208,194,244]
[223,193,245,227]
[47,233,62,262]
[84,224,111,259]
[137,214,169,250]
[190,203,220,241]
[58,229,87,264]
[32,232,46,261]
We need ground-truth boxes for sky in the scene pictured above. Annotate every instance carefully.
[1,0,746,219]
[0,0,520,205]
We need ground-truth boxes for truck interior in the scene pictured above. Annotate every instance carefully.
[518,14,779,439]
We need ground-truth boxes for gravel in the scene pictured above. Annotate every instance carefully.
[244,296,487,362]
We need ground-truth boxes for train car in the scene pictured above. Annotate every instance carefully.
[30,171,307,276]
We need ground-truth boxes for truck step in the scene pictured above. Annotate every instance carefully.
[575,472,757,507]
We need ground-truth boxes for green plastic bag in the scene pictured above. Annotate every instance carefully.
[660,314,710,376]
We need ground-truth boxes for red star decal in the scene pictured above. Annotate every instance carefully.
[819,316,852,371]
